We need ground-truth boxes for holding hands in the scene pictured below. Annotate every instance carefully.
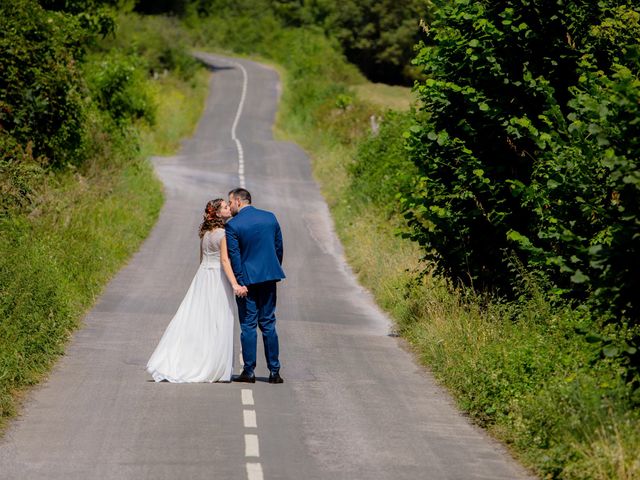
[233,285,248,297]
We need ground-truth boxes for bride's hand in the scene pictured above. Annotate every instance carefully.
[233,285,248,297]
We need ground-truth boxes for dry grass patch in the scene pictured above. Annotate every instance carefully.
[352,83,415,111]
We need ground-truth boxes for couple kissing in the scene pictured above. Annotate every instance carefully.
[146,188,285,385]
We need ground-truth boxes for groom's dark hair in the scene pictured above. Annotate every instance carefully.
[229,188,252,204]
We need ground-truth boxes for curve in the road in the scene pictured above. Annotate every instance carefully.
[228,58,248,188]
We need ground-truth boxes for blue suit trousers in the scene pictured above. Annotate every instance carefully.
[236,281,280,375]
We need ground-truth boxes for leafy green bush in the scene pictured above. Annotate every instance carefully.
[38,0,118,37]
[85,52,156,125]
[0,134,47,215]
[0,0,90,167]
[348,110,418,211]
[96,13,200,81]
[270,0,433,84]
[520,9,640,325]
[403,1,640,346]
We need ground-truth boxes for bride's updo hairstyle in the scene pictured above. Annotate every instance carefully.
[199,198,226,238]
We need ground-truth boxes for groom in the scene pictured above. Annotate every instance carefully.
[226,188,285,384]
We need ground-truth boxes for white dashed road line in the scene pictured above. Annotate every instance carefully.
[241,389,262,479]
[246,462,264,480]
[244,409,257,428]
[229,60,248,188]
[244,433,260,457]
[241,388,254,406]
[221,55,261,479]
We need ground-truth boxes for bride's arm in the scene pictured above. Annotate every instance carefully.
[199,237,203,264]
[220,235,246,296]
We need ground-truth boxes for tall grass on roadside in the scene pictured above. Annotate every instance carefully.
[140,70,210,156]
[0,136,162,426]
[568,419,640,480]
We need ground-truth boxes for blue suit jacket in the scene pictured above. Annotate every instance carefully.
[225,206,285,286]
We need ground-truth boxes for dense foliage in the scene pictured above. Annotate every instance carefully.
[0,0,196,216]
[134,0,431,84]
[348,110,417,208]
[270,0,432,84]
[0,1,91,169]
[403,0,640,371]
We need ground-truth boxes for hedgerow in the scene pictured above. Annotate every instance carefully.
[403,0,640,381]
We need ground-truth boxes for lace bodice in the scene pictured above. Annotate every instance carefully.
[200,229,225,268]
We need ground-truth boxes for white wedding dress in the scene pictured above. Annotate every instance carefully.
[146,228,236,382]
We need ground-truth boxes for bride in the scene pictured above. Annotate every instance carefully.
[146,198,243,383]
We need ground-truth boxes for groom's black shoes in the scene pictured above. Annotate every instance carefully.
[233,371,256,383]
[268,372,284,384]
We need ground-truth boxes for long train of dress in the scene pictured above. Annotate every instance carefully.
[146,229,235,382]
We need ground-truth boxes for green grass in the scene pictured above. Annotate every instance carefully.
[0,155,163,429]
[351,83,415,111]
[140,69,210,156]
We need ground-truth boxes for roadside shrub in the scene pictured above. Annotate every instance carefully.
[0,134,47,215]
[84,53,156,125]
[97,13,199,81]
[348,110,417,213]
[0,0,89,167]
[403,1,640,349]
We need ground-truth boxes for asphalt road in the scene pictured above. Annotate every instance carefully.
[0,53,535,480]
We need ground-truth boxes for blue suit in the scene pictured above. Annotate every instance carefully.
[225,206,285,375]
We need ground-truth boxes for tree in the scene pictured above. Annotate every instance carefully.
[403,0,640,334]
[0,0,92,167]
[191,0,433,84]
[320,0,431,84]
